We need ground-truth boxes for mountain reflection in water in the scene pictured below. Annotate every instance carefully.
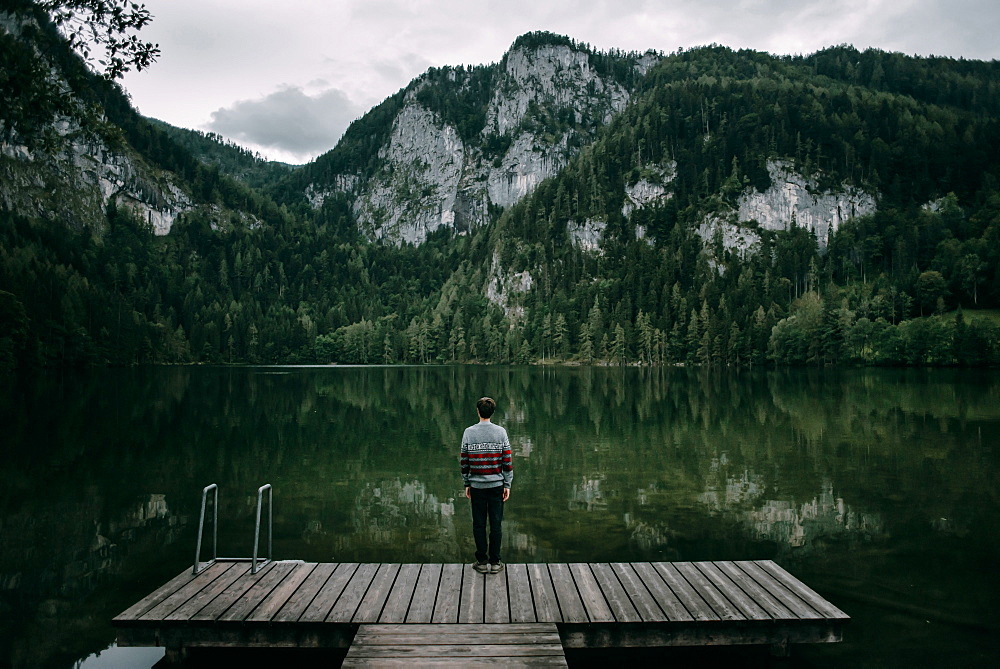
[0,366,997,667]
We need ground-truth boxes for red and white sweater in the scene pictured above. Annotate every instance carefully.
[461,421,513,489]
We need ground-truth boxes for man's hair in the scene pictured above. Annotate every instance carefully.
[476,397,496,419]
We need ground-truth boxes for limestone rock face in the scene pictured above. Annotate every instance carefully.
[484,251,534,319]
[693,161,877,260]
[1,118,194,235]
[737,160,876,248]
[482,44,631,209]
[1,10,194,234]
[615,159,876,259]
[486,132,569,209]
[354,102,466,244]
[487,44,628,136]
[567,219,607,252]
[696,217,762,259]
[304,40,654,245]
[621,162,677,217]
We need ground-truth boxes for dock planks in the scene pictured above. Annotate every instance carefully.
[343,623,568,667]
[114,560,849,655]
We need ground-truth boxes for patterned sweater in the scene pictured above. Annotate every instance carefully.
[461,421,513,489]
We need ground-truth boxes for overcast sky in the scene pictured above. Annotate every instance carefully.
[120,0,1000,164]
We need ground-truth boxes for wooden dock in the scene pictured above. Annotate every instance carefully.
[343,624,568,667]
[113,560,848,663]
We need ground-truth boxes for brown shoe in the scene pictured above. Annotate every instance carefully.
[472,561,489,574]
[490,562,505,574]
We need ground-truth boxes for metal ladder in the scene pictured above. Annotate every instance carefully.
[192,483,273,575]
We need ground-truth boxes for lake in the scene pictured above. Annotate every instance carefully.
[1,366,998,667]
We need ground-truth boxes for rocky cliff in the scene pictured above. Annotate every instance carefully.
[302,36,656,244]
[1,123,194,234]
[0,9,238,235]
[695,160,878,257]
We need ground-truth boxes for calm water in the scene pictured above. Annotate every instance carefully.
[1,366,998,667]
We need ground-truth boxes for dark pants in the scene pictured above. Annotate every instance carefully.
[470,485,505,563]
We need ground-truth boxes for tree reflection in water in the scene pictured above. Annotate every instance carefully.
[0,366,997,667]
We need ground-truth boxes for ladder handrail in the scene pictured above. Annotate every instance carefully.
[192,483,273,575]
[193,484,218,574]
[251,484,273,574]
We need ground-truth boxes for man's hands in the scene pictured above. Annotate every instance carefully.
[465,486,511,502]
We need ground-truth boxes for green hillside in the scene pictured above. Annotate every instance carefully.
[146,120,299,190]
[1,13,999,370]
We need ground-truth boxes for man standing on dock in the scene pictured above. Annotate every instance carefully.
[461,397,513,575]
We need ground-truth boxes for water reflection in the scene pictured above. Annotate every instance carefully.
[0,366,998,667]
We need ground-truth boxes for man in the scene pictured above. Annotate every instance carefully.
[461,397,512,574]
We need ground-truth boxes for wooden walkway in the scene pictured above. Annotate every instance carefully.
[343,624,568,667]
[113,560,848,660]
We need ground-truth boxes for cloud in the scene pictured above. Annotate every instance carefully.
[123,0,999,165]
[205,86,363,162]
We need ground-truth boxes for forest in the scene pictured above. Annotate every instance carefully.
[2,31,1000,371]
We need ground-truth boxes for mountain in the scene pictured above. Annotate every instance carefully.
[1,8,189,234]
[2,9,999,371]
[277,32,659,244]
[146,119,299,190]
[0,3,288,236]
[456,44,1000,328]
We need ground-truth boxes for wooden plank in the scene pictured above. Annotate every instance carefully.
[713,561,795,620]
[527,563,560,623]
[693,561,770,620]
[610,563,667,622]
[218,562,297,621]
[189,562,277,621]
[356,624,562,635]
[590,563,640,623]
[568,564,614,623]
[431,563,463,623]
[650,562,716,621]
[559,617,846,649]
[458,563,484,623]
[118,621,358,651]
[484,567,510,624]
[630,562,692,622]
[507,563,536,623]
[347,624,565,650]
[114,566,205,621]
[245,562,317,622]
[755,560,850,620]
[347,644,564,657]
[303,563,360,623]
[733,561,822,620]
[132,562,233,621]
[164,563,252,621]
[405,563,442,623]
[139,562,244,620]
[344,625,567,666]
[379,564,420,623]
[671,562,742,621]
[327,563,379,622]
[351,632,564,645]
[353,563,401,623]
[353,631,562,645]
[115,560,846,660]
[271,562,338,622]
[548,563,587,623]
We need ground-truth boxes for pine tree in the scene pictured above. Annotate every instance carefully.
[611,323,627,365]
[579,322,594,363]
[685,309,700,362]
[553,313,569,359]
[383,332,394,364]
